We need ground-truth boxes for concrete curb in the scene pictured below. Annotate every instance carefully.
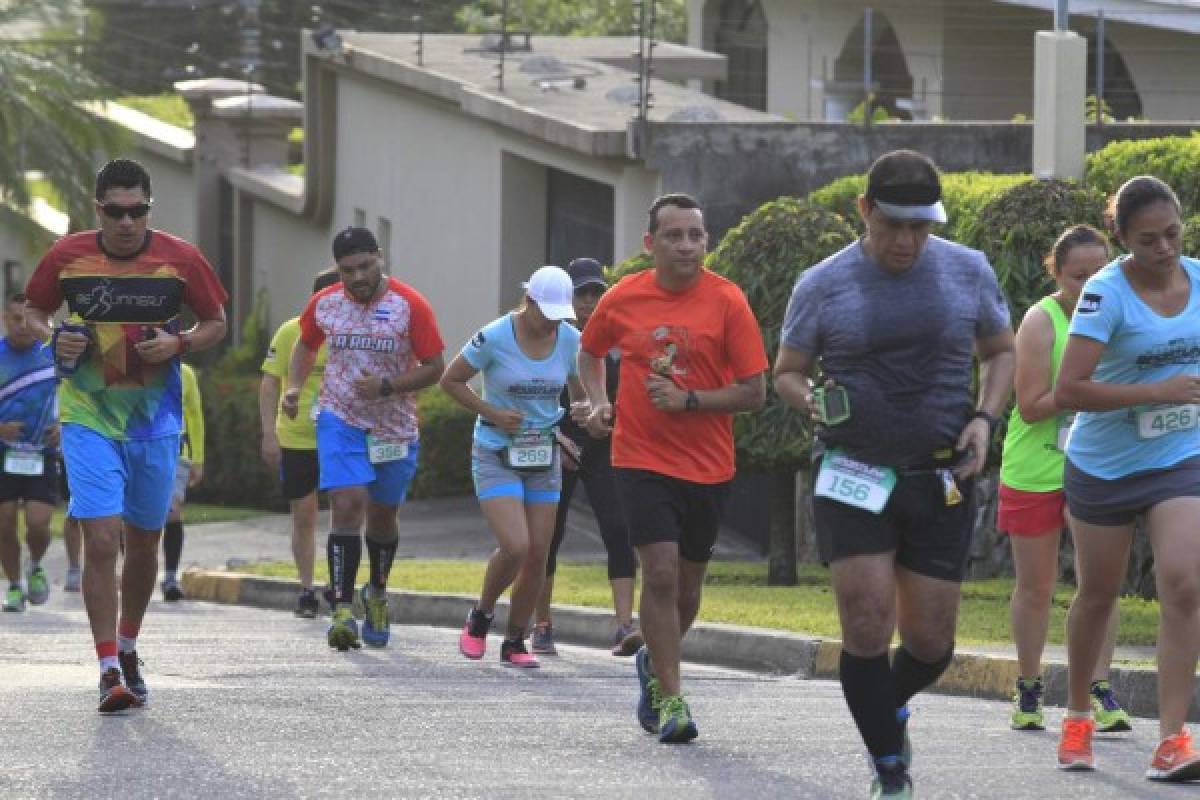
[182,568,1190,721]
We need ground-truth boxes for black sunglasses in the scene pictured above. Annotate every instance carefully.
[99,202,152,220]
[574,284,606,298]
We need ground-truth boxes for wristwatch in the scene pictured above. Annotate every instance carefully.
[971,409,998,436]
[380,378,394,398]
[685,390,699,412]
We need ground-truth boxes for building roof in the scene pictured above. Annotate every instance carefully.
[323,33,781,159]
[994,0,1200,33]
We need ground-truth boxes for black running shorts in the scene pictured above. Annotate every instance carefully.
[614,467,731,563]
[280,447,320,501]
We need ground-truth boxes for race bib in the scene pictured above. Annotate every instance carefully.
[1056,413,1075,451]
[1136,404,1199,440]
[505,431,555,470]
[3,449,43,476]
[814,449,897,514]
[367,435,409,464]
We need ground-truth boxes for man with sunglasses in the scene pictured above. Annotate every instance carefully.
[24,158,228,714]
[282,227,444,652]
[531,258,639,658]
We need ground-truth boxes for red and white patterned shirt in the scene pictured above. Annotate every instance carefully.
[298,276,444,441]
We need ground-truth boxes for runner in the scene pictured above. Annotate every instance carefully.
[24,158,228,713]
[442,266,582,668]
[998,225,1130,733]
[158,362,204,602]
[774,150,1014,798]
[578,194,767,742]
[530,258,640,658]
[261,268,340,618]
[1054,175,1200,781]
[0,293,60,612]
[282,227,444,651]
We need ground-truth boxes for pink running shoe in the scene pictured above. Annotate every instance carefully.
[500,639,540,668]
[459,607,491,660]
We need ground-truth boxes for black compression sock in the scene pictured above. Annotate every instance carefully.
[366,535,398,589]
[892,645,954,709]
[840,650,902,761]
[327,530,362,605]
[162,520,184,573]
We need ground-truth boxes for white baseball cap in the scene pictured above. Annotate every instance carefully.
[523,266,576,320]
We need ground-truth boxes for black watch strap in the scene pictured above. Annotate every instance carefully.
[685,390,699,412]
[380,378,393,397]
[971,409,998,434]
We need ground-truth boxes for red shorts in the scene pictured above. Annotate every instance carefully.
[997,484,1066,536]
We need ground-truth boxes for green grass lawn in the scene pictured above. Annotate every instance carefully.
[118,93,195,129]
[239,559,1160,648]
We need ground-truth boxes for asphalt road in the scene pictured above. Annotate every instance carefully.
[0,586,1183,799]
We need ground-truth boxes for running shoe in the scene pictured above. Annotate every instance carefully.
[635,645,663,734]
[97,668,139,714]
[459,607,491,660]
[500,638,540,668]
[64,567,81,593]
[657,695,698,743]
[1090,680,1132,733]
[118,651,149,705]
[294,590,319,619]
[360,584,390,648]
[1011,677,1045,731]
[870,759,914,799]
[326,607,361,651]
[1057,717,1096,771]
[3,585,24,612]
[611,623,644,657]
[897,705,913,770]
[161,578,184,603]
[26,567,49,605]
[530,623,557,655]
[1147,727,1200,782]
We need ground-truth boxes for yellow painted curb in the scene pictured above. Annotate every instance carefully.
[814,640,842,677]
[181,569,243,605]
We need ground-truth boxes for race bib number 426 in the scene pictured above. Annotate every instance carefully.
[814,449,897,514]
[1136,404,1200,440]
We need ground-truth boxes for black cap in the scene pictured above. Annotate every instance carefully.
[332,226,379,260]
[567,257,605,289]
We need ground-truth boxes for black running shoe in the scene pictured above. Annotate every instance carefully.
[294,590,319,619]
[97,668,138,714]
[117,651,149,705]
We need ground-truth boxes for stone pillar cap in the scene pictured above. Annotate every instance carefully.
[211,94,304,121]
[174,78,266,101]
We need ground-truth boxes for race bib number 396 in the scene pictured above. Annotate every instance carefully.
[814,449,897,514]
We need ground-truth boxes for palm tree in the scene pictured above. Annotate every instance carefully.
[0,0,121,232]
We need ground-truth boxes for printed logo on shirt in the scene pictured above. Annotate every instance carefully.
[471,330,486,348]
[1135,337,1200,370]
[329,334,397,353]
[1078,292,1102,314]
[644,325,690,378]
[508,378,561,399]
[373,308,391,322]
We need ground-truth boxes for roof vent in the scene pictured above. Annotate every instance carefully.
[666,105,725,122]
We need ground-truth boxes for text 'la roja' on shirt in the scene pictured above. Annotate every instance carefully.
[580,267,768,485]
[460,313,580,451]
[780,236,1010,468]
[25,230,228,441]
[298,276,444,442]
[1065,256,1200,480]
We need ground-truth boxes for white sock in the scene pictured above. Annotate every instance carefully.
[100,656,119,672]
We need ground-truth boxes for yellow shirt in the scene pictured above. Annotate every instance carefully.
[180,363,204,465]
[261,317,326,450]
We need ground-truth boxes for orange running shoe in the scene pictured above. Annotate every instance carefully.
[1057,717,1095,771]
[1147,728,1200,782]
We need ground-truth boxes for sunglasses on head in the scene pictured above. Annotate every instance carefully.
[99,202,152,220]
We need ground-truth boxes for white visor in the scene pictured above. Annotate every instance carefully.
[873,199,947,224]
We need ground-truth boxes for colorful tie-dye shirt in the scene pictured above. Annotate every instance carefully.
[298,276,443,441]
[0,339,57,454]
[25,231,228,441]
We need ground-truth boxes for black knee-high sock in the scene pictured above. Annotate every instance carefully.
[840,650,903,761]
[366,535,397,589]
[327,530,361,606]
[162,520,184,574]
[892,645,954,710]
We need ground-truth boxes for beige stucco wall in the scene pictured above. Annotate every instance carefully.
[330,73,661,355]
[1104,21,1200,121]
[136,150,197,245]
[246,199,332,330]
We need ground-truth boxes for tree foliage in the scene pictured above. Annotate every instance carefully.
[457,0,686,42]
[0,1,122,228]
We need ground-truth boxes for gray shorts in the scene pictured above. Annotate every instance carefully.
[171,457,191,506]
[1064,456,1200,526]
[471,443,561,504]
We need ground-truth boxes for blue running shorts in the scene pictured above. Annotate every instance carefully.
[62,423,180,531]
[316,411,418,506]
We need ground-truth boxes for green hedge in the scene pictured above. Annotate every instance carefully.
[408,387,476,499]
[1085,133,1200,216]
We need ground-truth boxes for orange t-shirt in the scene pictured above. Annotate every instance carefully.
[580,268,768,484]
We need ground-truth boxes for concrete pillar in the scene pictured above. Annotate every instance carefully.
[1032,31,1086,180]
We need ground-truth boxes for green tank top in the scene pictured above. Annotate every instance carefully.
[999,295,1071,492]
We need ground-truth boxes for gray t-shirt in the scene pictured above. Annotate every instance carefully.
[781,236,1010,467]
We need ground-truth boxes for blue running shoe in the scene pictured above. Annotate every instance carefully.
[658,695,699,744]
[359,584,390,648]
[635,645,662,733]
